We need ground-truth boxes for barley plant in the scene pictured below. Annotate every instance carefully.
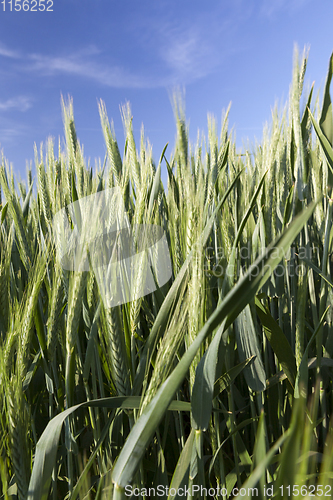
[1,47,333,500]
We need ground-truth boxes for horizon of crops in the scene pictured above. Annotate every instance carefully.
[0,46,333,500]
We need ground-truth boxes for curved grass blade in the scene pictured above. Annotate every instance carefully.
[167,429,195,500]
[222,171,268,391]
[0,200,8,223]
[209,417,258,479]
[294,306,330,398]
[308,108,333,178]
[213,356,255,399]
[274,395,306,492]
[191,326,255,431]
[255,296,297,388]
[191,321,226,431]
[252,411,266,498]
[234,302,266,392]
[111,201,317,495]
[234,429,291,497]
[319,53,333,145]
[22,179,34,219]
[132,169,243,395]
[297,255,333,289]
[27,397,190,500]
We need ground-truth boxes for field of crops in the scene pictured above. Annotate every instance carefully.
[1,47,333,499]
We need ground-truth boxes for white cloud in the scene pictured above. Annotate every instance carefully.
[0,43,21,59]
[0,96,32,112]
[259,0,313,18]
[161,29,214,82]
[0,39,155,88]
[0,125,29,148]
[27,52,151,88]
[0,6,242,91]
[20,6,237,88]
[146,5,249,86]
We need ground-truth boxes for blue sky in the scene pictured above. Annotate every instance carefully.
[0,0,332,187]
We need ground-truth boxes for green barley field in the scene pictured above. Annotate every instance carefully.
[1,47,333,499]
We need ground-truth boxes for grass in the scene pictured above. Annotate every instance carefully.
[0,46,333,499]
